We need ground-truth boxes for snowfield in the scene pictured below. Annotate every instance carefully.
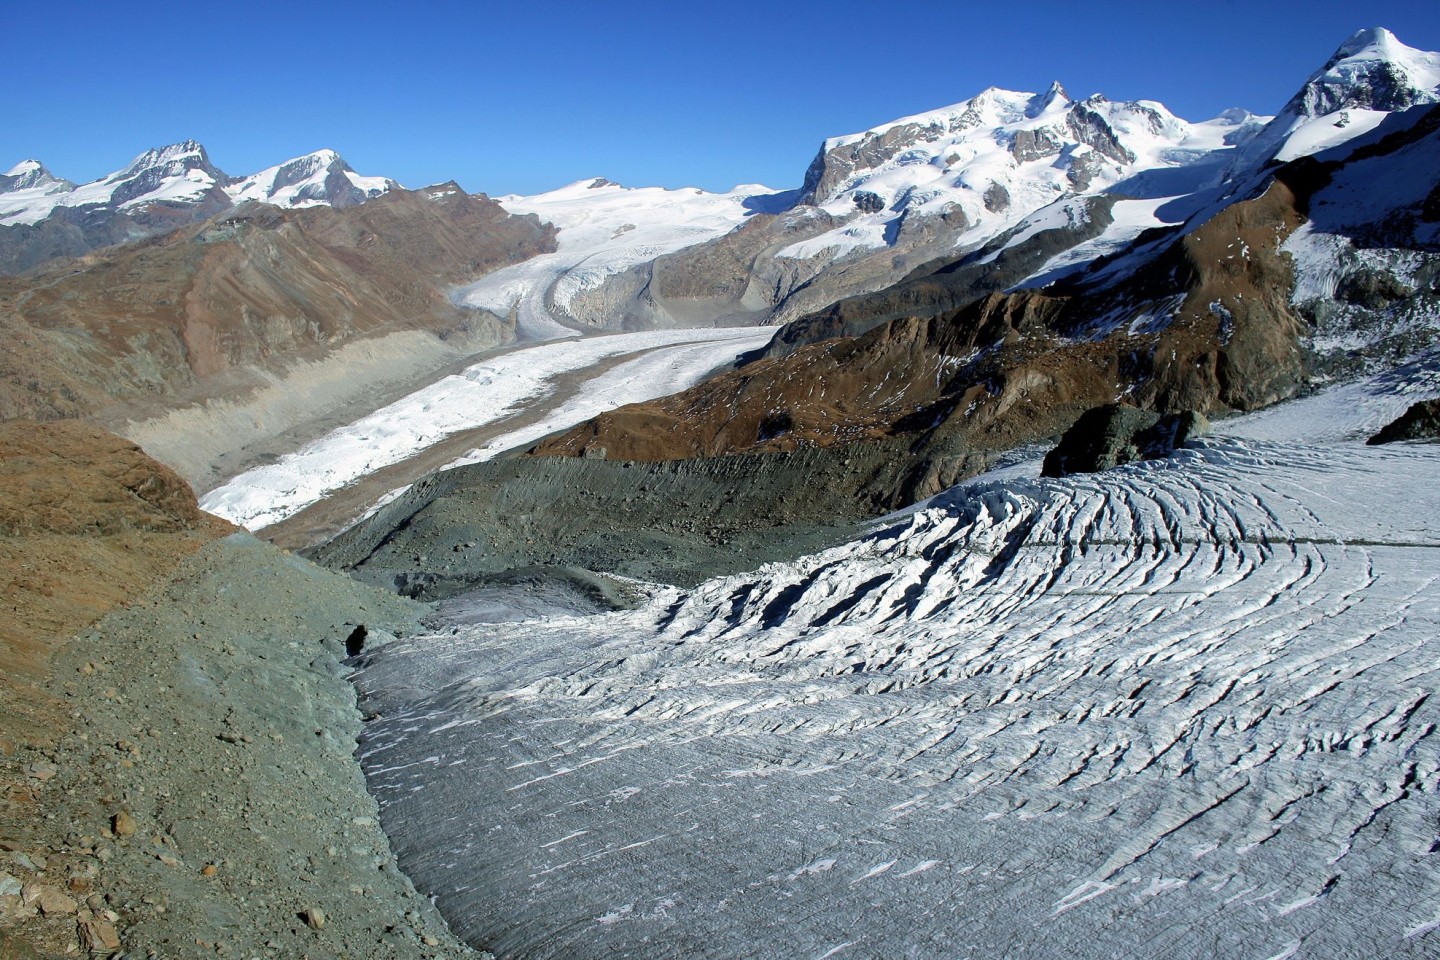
[199,326,774,531]
[352,362,1440,959]
[458,179,778,337]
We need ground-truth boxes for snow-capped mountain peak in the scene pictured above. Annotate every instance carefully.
[1235,27,1440,168]
[1300,26,1440,118]
[102,139,230,210]
[0,141,402,237]
[113,139,220,181]
[3,160,41,178]
[1025,81,1071,118]
[0,159,73,195]
[786,83,1267,264]
[225,149,401,209]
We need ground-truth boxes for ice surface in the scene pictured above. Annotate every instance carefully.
[199,326,773,531]
[460,179,776,336]
[353,365,1440,958]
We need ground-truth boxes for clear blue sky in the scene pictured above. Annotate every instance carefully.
[4,0,1438,196]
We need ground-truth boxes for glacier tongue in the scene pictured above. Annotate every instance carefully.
[353,369,1440,959]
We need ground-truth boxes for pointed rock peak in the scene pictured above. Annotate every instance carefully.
[1026,82,1071,118]
[117,139,223,179]
[278,149,352,174]
[302,148,349,168]
[1290,27,1440,119]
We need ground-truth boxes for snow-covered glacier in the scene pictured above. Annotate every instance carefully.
[353,363,1440,959]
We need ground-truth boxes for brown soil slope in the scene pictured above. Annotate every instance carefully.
[0,187,555,423]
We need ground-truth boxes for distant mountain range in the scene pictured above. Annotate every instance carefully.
[0,143,399,273]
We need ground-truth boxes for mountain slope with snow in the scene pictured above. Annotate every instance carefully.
[550,81,1275,332]
[1235,26,1440,169]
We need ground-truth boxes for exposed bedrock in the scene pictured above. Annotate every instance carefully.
[1042,404,1210,477]
[1368,397,1440,443]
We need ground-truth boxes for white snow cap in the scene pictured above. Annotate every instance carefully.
[1232,26,1440,168]
[3,160,44,178]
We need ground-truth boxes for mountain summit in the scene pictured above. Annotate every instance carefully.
[1235,26,1440,168]
[227,149,400,209]
[0,159,73,194]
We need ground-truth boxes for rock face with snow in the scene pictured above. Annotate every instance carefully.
[1236,27,1440,169]
[1368,397,1440,443]
[0,159,74,194]
[1041,405,1209,477]
[226,149,399,209]
[0,142,400,274]
[557,81,1269,331]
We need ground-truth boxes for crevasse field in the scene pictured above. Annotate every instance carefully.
[348,359,1440,959]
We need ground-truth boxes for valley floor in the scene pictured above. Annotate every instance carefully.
[347,360,1440,959]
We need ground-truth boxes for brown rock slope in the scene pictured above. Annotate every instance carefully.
[530,172,1310,492]
[0,421,231,954]
[0,185,556,424]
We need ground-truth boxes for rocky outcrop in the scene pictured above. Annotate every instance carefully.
[1042,405,1209,477]
[1368,398,1440,443]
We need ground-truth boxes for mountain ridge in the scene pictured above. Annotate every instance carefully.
[0,141,403,274]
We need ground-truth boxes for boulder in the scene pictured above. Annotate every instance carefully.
[1367,398,1440,444]
[1043,405,1209,477]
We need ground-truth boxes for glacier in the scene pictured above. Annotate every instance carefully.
[349,359,1440,959]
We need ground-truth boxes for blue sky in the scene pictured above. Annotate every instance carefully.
[5,1,1439,196]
